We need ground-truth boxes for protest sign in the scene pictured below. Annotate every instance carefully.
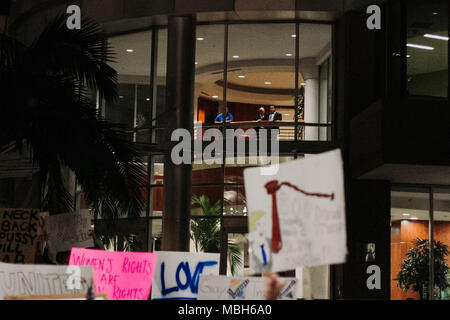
[244,149,347,273]
[0,262,93,299]
[151,251,220,300]
[0,208,39,263]
[69,248,157,300]
[46,210,94,254]
[198,275,298,300]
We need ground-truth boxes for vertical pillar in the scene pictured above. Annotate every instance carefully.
[162,15,196,251]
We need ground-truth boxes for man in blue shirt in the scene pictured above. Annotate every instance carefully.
[215,106,233,123]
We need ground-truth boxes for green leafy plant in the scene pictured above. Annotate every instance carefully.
[394,238,450,299]
[191,195,243,276]
[0,13,145,219]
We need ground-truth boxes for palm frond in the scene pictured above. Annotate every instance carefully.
[28,12,117,103]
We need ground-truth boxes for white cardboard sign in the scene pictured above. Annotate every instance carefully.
[0,262,93,299]
[46,210,94,254]
[151,251,220,300]
[198,275,298,300]
[244,149,347,273]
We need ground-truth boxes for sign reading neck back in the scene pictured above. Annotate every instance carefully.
[0,209,39,264]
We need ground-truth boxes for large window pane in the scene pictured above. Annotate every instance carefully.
[432,188,450,300]
[227,23,296,141]
[406,1,448,97]
[299,23,332,141]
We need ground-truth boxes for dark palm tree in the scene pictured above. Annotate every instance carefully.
[0,13,145,220]
[191,195,243,276]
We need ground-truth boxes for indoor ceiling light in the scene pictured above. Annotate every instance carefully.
[407,43,434,50]
[195,61,198,65]
[410,216,418,220]
[197,37,204,41]
[146,98,150,101]
[301,82,306,86]
[424,33,449,41]
[233,55,239,58]
[433,12,439,15]
[212,95,219,99]
[291,34,296,38]
[126,49,134,53]
[238,75,245,78]
[286,53,293,57]
[402,213,410,216]
[265,81,271,85]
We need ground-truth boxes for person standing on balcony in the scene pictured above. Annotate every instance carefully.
[267,105,282,140]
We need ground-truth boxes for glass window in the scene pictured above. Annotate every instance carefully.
[406,1,448,97]
[432,188,450,300]
[299,23,332,141]
[391,187,430,300]
[227,23,296,140]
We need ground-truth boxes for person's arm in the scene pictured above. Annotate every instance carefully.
[264,273,284,300]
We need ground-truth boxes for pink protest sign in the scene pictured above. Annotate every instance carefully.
[69,248,157,300]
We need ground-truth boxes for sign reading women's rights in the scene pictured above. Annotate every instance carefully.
[198,275,298,300]
[0,208,39,263]
[151,251,220,300]
[0,262,93,300]
[69,248,157,300]
[46,210,94,254]
[244,149,347,273]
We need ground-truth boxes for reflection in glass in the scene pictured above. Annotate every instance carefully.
[406,1,448,97]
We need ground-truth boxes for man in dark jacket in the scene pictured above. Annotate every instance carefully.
[267,105,282,140]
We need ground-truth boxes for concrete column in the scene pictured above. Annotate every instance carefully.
[162,15,196,251]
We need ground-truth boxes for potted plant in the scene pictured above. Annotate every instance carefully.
[394,238,450,299]
[191,195,243,276]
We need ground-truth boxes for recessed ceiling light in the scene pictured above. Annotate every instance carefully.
[433,12,439,15]
[212,95,219,99]
[119,96,124,99]
[407,43,434,50]
[233,55,239,59]
[146,98,150,101]
[406,55,411,58]
[424,33,449,41]
[291,34,296,38]
[195,61,198,65]
[197,37,204,41]
[264,81,271,85]
[286,53,293,57]
[284,113,289,116]
[126,49,134,53]
[402,213,410,216]
[238,75,245,78]
[410,216,419,220]
[300,82,306,86]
